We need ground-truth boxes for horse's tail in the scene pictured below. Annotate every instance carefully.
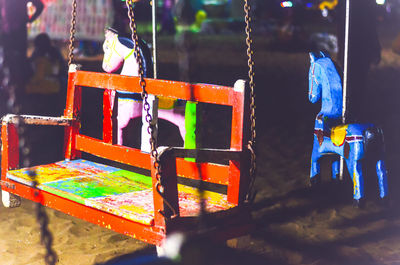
[363,126,385,157]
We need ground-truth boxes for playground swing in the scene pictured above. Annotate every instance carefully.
[1,0,256,251]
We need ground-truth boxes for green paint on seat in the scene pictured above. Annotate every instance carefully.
[42,174,150,199]
[107,170,152,188]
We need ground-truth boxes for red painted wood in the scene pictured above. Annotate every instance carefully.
[1,124,7,179]
[230,84,246,151]
[1,180,165,245]
[74,71,235,106]
[64,72,77,118]
[64,78,82,160]
[228,82,250,204]
[103,90,113,144]
[175,159,229,185]
[227,160,241,205]
[151,156,179,228]
[64,120,81,160]
[1,123,19,179]
[75,134,152,169]
[151,159,166,228]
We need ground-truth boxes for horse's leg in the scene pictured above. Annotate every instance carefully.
[141,95,158,152]
[331,157,340,181]
[158,105,186,141]
[310,138,322,186]
[346,158,365,206]
[117,99,142,145]
[376,159,389,199]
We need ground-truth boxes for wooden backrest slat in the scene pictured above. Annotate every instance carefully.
[73,71,237,106]
[75,134,151,169]
[75,134,230,185]
[175,159,229,185]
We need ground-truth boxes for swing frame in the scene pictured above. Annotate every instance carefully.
[1,69,253,246]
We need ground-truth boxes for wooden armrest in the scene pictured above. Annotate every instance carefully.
[157,146,246,163]
[1,114,73,126]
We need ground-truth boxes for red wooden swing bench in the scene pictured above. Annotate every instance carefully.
[1,67,252,246]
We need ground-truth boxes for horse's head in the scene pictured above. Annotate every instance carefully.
[308,51,343,119]
[308,52,329,103]
[102,28,124,73]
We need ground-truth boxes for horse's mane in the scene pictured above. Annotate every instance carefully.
[119,37,135,49]
[331,59,343,81]
[313,50,343,81]
[118,36,154,78]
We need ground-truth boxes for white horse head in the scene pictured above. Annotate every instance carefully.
[102,28,140,77]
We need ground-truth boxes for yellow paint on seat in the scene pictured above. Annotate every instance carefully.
[331,124,348,147]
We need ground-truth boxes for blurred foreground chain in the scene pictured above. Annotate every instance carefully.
[244,0,257,203]
[125,0,177,219]
[0,45,57,264]
[30,173,58,265]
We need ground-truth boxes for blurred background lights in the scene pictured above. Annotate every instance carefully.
[280,1,293,8]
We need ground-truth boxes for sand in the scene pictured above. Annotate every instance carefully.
[1,26,400,265]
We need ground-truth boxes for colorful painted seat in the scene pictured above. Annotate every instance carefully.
[1,68,252,246]
[7,159,235,226]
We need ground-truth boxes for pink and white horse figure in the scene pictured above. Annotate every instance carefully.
[102,28,195,152]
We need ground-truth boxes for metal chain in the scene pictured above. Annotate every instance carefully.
[68,0,77,66]
[125,0,177,219]
[30,174,58,265]
[0,47,57,264]
[244,0,257,203]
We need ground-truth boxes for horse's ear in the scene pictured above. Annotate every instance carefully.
[319,50,331,58]
[105,27,118,39]
[309,52,316,63]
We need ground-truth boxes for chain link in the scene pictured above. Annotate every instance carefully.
[125,0,177,219]
[68,0,77,66]
[244,0,257,203]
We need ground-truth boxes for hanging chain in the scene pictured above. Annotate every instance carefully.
[244,0,257,203]
[0,47,57,264]
[30,174,58,265]
[68,0,77,66]
[125,0,177,219]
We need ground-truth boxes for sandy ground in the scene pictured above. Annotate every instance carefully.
[1,24,400,265]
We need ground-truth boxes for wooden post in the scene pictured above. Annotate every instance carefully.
[103,89,115,144]
[227,80,249,204]
[151,154,179,228]
[64,67,82,160]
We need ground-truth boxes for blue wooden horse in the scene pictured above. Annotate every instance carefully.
[308,51,388,205]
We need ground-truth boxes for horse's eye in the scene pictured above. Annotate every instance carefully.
[103,42,109,51]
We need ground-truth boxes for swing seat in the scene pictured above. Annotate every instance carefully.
[6,159,236,226]
[1,68,252,246]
